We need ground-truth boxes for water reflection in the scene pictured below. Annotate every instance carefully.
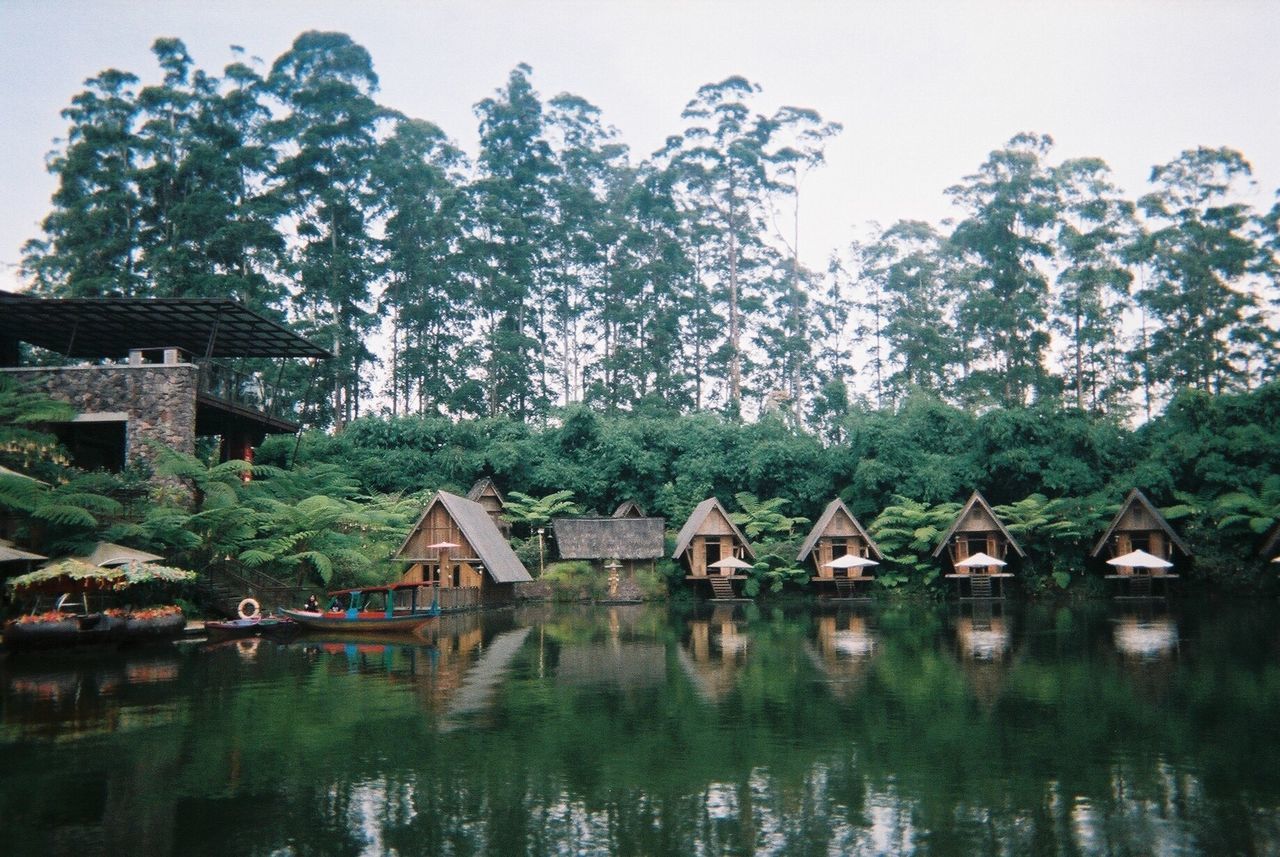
[2,602,1279,856]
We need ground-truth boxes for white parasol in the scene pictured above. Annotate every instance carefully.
[1106,549,1173,569]
[709,556,753,570]
[954,552,1007,569]
[824,554,879,569]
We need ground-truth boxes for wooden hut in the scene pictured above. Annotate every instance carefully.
[612,500,647,519]
[395,490,532,608]
[1091,489,1190,597]
[932,491,1025,598]
[467,477,511,538]
[673,498,756,600]
[550,516,665,580]
[796,499,883,599]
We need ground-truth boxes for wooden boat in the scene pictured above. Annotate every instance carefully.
[204,616,296,638]
[279,582,439,635]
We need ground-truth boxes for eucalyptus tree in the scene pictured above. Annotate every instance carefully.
[470,64,557,420]
[22,68,143,296]
[856,221,961,404]
[1134,147,1274,394]
[544,93,630,408]
[370,117,474,416]
[1050,157,1137,414]
[663,76,774,414]
[267,31,390,428]
[947,133,1059,407]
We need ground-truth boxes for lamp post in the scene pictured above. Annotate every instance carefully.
[537,527,545,577]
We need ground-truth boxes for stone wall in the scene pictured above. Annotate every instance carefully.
[3,364,198,469]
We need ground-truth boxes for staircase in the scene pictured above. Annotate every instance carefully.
[968,574,994,599]
[1128,574,1153,598]
[835,578,859,599]
[709,577,737,600]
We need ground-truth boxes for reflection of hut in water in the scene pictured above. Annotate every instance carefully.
[395,490,532,608]
[673,498,756,600]
[678,605,750,702]
[796,499,883,600]
[951,603,1014,710]
[933,492,1025,599]
[1113,615,1179,661]
[556,641,667,691]
[1092,489,1190,598]
[804,612,878,699]
[437,626,533,731]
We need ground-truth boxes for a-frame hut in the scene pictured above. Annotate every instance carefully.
[396,490,532,608]
[796,499,883,599]
[673,498,756,599]
[467,477,511,537]
[1091,489,1189,597]
[932,491,1025,598]
[612,500,647,519]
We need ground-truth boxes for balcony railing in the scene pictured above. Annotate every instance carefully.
[197,360,299,425]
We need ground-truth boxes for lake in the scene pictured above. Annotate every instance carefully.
[2,600,1278,856]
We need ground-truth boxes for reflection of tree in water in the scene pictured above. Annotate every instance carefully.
[4,603,1280,855]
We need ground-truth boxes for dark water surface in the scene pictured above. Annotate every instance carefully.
[2,600,1279,856]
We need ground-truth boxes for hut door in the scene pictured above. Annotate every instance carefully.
[703,539,720,577]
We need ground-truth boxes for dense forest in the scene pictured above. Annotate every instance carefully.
[16,31,1280,428]
[4,31,1279,600]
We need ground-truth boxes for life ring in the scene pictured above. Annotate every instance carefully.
[237,598,261,621]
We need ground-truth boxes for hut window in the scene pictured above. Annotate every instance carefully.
[705,540,722,568]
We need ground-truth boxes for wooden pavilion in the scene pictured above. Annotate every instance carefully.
[932,491,1025,599]
[395,490,532,608]
[673,498,756,600]
[551,515,665,580]
[1091,489,1190,598]
[796,499,883,600]
[467,477,511,538]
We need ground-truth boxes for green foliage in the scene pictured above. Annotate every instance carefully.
[730,492,809,541]
[503,489,581,533]
[867,496,961,592]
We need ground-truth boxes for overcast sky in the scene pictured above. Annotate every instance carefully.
[2,0,1278,294]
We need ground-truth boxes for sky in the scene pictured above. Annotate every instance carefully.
[2,0,1278,294]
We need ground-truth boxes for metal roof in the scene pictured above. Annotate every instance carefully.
[0,292,330,359]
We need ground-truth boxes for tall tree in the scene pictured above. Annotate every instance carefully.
[23,69,143,296]
[1050,157,1136,414]
[267,31,389,428]
[1134,147,1273,395]
[470,64,556,420]
[947,133,1058,407]
[370,117,474,416]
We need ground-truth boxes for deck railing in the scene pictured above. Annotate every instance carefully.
[197,359,298,425]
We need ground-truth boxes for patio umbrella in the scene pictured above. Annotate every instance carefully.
[75,542,164,568]
[1106,549,1173,569]
[954,552,1007,569]
[708,556,753,570]
[824,554,879,569]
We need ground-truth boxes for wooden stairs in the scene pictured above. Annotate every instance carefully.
[1128,575,1153,598]
[968,574,994,599]
[708,577,738,600]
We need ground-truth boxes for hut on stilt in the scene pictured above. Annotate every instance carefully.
[932,491,1024,599]
[1091,489,1189,598]
[673,498,755,600]
[796,499,883,600]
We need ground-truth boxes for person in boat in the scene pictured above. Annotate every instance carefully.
[303,594,319,613]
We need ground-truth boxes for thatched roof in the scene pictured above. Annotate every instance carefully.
[396,490,532,584]
[613,500,647,518]
[467,477,505,506]
[672,498,755,560]
[931,491,1026,558]
[552,517,665,560]
[796,499,883,562]
[1090,488,1191,558]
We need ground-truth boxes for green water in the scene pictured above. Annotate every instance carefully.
[2,601,1278,856]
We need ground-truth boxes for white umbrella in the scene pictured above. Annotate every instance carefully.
[1270,555,1280,564]
[709,556,753,570]
[1106,549,1173,569]
[954,552,1007,568]
[824,554,879,569]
